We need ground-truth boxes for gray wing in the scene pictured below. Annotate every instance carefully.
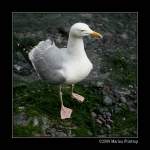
[29,39,66,84]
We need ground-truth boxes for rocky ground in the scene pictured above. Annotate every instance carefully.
[13,13,137,137]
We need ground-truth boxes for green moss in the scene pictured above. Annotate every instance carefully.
[104,49,137,87]
[13,81,137,137]
[111,107,137,137]
[14,124,41,137]
[72,127,91,137]
[13,82,102,137]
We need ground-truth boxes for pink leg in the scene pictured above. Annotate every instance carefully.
[71,84,85,103]
[59,85,72,119]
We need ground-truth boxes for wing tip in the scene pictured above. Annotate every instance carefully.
[28,38,56,61]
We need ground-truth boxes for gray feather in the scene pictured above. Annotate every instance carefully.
[29,39,66,84]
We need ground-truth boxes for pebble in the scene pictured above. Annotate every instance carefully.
[103,32,113,41]
[105,124,111,130]
[98,115,106,123]
[120,96,127,103]
[120,33,128,40]
[129,85,134,88]
[121,56,125,60]
[63,121,72,126]
[41,116,49,129]
[14,112,29,126]
[99,108,104,114]
[87,130,93,136]
[96,81,104,88]
[104,112,112,118]
[100,129,104,134]
[14,64,22,71]
[118,89,131,95]
[33,117,39,126]
[91,112,97,118]
[55,131,67,137]
[102,113,107,119]
[122,117,126,121]
[52,128,57,132]
[106,118,113,124]
[103,96,113,106]
[114,106,122,113]
[67,130,72,137]
[129,107,136,112]
[34,133,41,137]
[98,134,107,138]
[96,119,103,125]
[46,128,56,136]
[80,13,93,18]
[18,106,25,111]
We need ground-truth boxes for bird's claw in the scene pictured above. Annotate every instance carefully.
[60,105,73,119]
[72,93,85,103]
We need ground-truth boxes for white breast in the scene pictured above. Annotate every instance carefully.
[64,57,93,84]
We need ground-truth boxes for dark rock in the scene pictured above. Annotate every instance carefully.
[13,62,32,76]
[55,131,67,137]
[57,27,68,37]
[46,128,56,136]
[14,51,27,63]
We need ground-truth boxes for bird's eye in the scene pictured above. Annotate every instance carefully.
[81,30,85,32]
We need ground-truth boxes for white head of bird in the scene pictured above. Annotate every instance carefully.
[69,22,103,39]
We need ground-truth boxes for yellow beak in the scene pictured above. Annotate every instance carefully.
[90,31,103,39]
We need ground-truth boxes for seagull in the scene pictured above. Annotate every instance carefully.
[29,23,102,119]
